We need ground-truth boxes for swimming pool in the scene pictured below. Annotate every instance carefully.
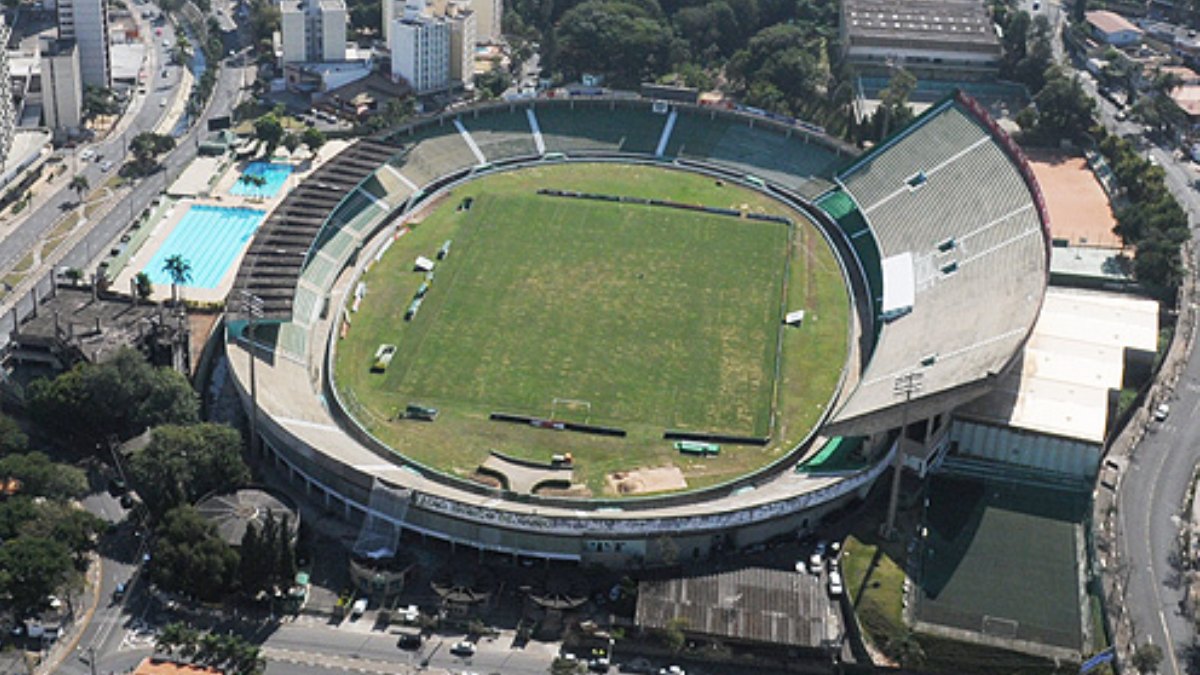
[145,205,265,290]
[229,161,293,199]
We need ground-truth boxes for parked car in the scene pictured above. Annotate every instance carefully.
[828,570,844,596]
[809,540,827,573]
[1155,403,1170,421]
[450,641,476,656]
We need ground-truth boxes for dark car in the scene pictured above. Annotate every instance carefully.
[107,477,127,496]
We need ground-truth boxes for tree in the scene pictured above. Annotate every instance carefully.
[662,616,688,652]
[282,132,301,155]
[162,254,192,304]
[0,413,28,455]
[0,452,87,498]
[475,69,512,99]
[69,175,89,206]
[254,114,285,155]
[18,501,106,566]
[301,126,326,155]
[127,423,250,515]
[135,272,154,300]
[1133,643,1164,673]
[238,174,268,200]
[127,132,176,176]
[150,506,239,602]
[27,348,199,447]
[553,0,675,87]
[0,536,74,617]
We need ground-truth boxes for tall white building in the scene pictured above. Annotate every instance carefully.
[471,0,500,43]
[390,2,450,94]
[41,38,83,132]
[0,20,14,164]
[56,0,110,88]
[280,0,347,64]
[447,1,475,87]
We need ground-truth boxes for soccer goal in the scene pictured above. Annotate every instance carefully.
[551,397,592,422]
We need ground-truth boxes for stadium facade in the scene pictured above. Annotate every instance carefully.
[225,92,1050,567]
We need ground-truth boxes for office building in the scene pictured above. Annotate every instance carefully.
[41,38,83,132]
[280,0,347,64]
[57,0,111,88]
[390,3,450,93]
[840,0,1002,81]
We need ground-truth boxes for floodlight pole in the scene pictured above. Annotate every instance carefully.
[240,290,264,457]
[885,371,923,540]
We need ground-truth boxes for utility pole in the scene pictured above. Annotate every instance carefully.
[240,290,263,456]
[884,371,923,540]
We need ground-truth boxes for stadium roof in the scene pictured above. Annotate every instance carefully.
[828,93,1050,433]
[956,288,1158,444]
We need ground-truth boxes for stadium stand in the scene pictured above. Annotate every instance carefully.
[827,93,1048,431]
[231,139,401,320]
[534,100,664,155]
[460,107,539,160]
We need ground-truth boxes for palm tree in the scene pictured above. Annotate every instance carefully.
[68,174,89,207]
[162,254,192,305]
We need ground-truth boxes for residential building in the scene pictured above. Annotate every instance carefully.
[471,0,500,43]
[839,0,1002,81]
[1085,10,1143,46]
[390,3,451,94]
[41,38,82,132]
[280,0,347,64]
[56,0,111,88]
[447,1,475,87]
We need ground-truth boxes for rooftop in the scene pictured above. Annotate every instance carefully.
[843,0,999,47]
[956,287,1158,444]
[133,657,222,674]
[635,567,843,649]
[1086,10,1142,36]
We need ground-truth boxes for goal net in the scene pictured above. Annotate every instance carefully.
[550,397,592,422]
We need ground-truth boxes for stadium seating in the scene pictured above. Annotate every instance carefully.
[830,96,1048,425]
[534,101,663,155]
[460,107,539,160]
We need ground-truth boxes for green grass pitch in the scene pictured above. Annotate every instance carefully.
[334,164,849,495]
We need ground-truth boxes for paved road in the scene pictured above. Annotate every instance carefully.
[1078,45,1200,675]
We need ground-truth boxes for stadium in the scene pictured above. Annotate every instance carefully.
[225,92,1050,566]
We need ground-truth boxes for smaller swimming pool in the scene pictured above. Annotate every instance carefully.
[145,205,265,290]
[230,161,293,199]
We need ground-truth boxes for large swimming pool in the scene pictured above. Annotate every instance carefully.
[145,205,265,290]
[229,161,293,199]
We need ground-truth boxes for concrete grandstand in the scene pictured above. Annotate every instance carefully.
[223,92,1050,567]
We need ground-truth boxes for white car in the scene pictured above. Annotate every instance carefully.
[809,540,827,574]
[1154,403,1170,421]
[100,160,113,172]
[79,148,95,161]
[450,641,476,656]
[828,570,844,596]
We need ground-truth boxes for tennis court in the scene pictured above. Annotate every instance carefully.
[915,475,1088,650]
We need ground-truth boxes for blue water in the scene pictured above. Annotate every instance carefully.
[145,205,265,290]
[229,162,294,199]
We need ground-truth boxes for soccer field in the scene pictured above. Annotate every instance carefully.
[335,163,849,494]
[382,192,787,435]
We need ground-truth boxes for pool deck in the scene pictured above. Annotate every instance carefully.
[113,140,350,304]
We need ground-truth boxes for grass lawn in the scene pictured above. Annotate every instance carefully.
[335,163,848,494]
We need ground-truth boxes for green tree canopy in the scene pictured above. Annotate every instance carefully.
[254,114,286,153]
[553,0,675,86]
[127,423,250,515]
[27,348,199,447]
[0,536,74,617]
[151,506,240,602]
[0,452,87,498]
